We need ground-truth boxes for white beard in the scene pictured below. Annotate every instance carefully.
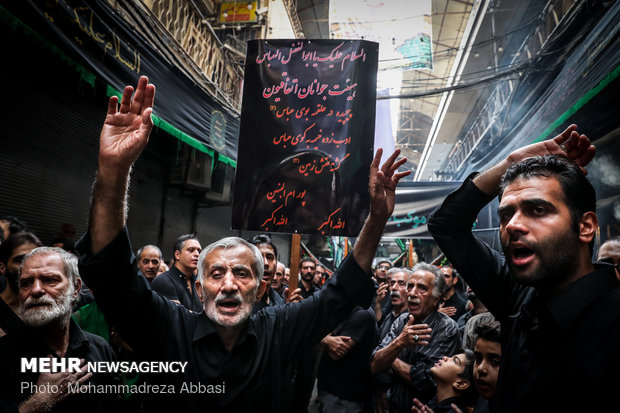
[21,286,74,328]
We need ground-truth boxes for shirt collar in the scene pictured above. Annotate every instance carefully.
[544,265,618,331]
[67,318,91,353]
[171,264,195,281]
[193,312,258,346]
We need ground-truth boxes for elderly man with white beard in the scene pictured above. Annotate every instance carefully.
[0,247,118,413]
[74,76,410,413]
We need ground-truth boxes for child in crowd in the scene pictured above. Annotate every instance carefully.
[470,321,501,413]
[411,349,477,413]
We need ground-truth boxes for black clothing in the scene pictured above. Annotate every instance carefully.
[0,319,119,413]
[151,265,202,312]
[251,286,284,314]
[377,308,406,342]
[0,296,22,336]
[290,281,320,412]
[427,396,469,413]
[77,228,374,413]
[317,306,378,403]
[440,291,468,322]
[428,176,620,413]
[299,282,318,299]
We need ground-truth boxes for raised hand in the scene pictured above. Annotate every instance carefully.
[90,76,155,253]
[99,76,156,174]
[369,148,411,221]
[507,124,595,173]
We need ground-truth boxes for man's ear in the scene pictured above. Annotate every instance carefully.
[73,277,82,299]
[0,262,5,276]
[454,378,471,392]
[195,280,203,302]
[257,280,267,300]
[174,249,181,261]
[579,211,598,244]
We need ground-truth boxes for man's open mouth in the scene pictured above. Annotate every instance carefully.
[217,298,241,313]
[510,243,535,266]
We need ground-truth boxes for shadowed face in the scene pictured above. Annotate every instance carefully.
[272,262,285,290]
[474,338,501,399]
[257,243,276,284]
[389,271,408,309]
[597,240,620,281]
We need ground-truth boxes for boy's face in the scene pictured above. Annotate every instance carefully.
[474,338,502,399]
[430,353,468,384]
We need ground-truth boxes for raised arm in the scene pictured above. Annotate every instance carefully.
[473,124,594,195]
[353,148,410,272]
[90,76,155,253]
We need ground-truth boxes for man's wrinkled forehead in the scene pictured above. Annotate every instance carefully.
[205,244,261,273]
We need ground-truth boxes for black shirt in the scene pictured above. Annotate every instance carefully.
[0,319,119,413]
[251,286,285,314]
[428,177,620,413]
[151,265,202,312]
[0,296,23,336]
[317,306,378,402]
[440,291,468,322]
[77,228,374,413]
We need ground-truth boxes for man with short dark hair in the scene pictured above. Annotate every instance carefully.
[373,259,392,323]
[371,263,461,412]
[298,257,318,299]
[151,234,202,311]
[0,247,118,412]
[249,234,285,313]
[428,125,620,412]
[313,264,327,288]
[76,77,410,412]
[136,244,163,283]
[437,266,468,322]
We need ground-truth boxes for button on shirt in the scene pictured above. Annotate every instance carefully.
[428,176,620,413]
[77,228,375,413]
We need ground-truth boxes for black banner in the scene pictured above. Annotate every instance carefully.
[232,40,379,237]
[14,0,239,160]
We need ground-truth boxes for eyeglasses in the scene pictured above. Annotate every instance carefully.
[378,265,390,270]
[599,258,620,271]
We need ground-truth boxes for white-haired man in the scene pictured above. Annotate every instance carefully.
[0,247,118,412]
[76,76,410,412]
